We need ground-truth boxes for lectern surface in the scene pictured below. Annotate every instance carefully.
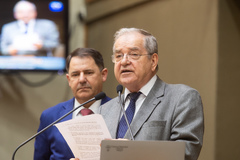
[100,140,185,160]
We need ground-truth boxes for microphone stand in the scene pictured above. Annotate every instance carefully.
[12,92,106,160]
[117,85,134,140]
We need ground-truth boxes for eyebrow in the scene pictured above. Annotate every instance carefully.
[69,71,79,75]
[114,47,140,53]
[70,69,94,74]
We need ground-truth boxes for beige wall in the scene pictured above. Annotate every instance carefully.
[1,0,240,160]
[216,0,240,159]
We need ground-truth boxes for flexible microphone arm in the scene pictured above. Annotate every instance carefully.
[12,92,106,160]
[116,85,134,140]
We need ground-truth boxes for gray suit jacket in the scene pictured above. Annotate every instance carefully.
[99,77,204,160]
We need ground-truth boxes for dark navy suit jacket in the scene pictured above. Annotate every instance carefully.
[34,96,111,160]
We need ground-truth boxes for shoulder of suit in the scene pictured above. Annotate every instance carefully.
[42,98,74,114]
[101,96,118,106]
[165,83,200,96]
[2,21,18,28]
[36,19,55,24]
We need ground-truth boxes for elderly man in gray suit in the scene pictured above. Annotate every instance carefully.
[100,28,204,160]
[70,28,204,160]
[0,1,59,56]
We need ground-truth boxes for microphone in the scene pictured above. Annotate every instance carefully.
[116,84,123,94]
[95,92,106,100]
[116,85,134,140]
[12,92,106,160]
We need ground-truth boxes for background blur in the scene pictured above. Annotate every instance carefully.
[1,0,240,160]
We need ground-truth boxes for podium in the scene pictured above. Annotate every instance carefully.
[100,140,185,160]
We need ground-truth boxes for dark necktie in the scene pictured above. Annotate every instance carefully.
[24,23,28,34]
[116,92,141,138]
[80,108,93,116]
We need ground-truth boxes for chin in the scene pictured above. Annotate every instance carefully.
[120,76,136,82]
[121,80,135,87]
[77,90,91,96]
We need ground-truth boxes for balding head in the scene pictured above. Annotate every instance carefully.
[13,1,37,24]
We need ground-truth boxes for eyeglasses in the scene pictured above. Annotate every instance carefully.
[111,53,149,63]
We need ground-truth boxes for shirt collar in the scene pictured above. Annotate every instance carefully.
[124,75,157,101]
[17,19,36,33]
[73,98,101,118]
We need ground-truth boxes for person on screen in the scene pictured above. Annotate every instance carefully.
[70,28,204,160]
[34,48,111,160]
[0,0,59,56]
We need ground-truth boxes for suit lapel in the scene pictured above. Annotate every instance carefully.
[125,77,165,139]
[101,97,123,139]
[110,98,122,139]
[58,98,74,122]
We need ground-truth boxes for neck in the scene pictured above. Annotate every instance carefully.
[79,100,95,109]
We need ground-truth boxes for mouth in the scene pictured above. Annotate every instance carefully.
[77,86,91,91]
[121,69,132,74]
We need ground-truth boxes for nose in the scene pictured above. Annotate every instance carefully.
[79,73,86,83]
[122,54,129,60]
[121,54,130,65]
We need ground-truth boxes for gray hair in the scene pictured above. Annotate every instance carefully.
[13,1,36,13]
[113,28,158,56]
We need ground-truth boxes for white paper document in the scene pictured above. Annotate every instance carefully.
[55,114,112,160]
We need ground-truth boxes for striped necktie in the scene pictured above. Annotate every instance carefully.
[116,92,141,138]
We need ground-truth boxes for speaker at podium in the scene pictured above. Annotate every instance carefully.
[100,140,185,160]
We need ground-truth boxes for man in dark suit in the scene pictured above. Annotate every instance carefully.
[0,1,59,56]
[98,28,204,160]
[34,48,111,160]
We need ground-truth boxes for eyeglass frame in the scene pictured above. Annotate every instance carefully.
[111,53,150,63]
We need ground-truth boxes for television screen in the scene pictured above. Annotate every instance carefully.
[0,0,68,73]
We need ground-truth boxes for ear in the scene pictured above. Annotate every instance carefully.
[101,68,108,82]
[34,11,37,18]
[14,13,17,20]
[151,53,158,71]
[66,74,71,86]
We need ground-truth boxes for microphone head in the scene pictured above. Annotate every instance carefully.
[94,92,106,100]
[116,84,123,94]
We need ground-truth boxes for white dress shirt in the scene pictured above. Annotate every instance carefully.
[123,75,157,118]
[72,98,101,119]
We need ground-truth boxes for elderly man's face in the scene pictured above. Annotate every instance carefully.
[113,32,158,92]
[14,3,37,24]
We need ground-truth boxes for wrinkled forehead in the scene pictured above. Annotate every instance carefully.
[113,33,145,52]
[114,47,141,54]
[14,2,36,12]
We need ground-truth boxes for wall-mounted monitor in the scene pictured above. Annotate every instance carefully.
[0,0,68,73]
